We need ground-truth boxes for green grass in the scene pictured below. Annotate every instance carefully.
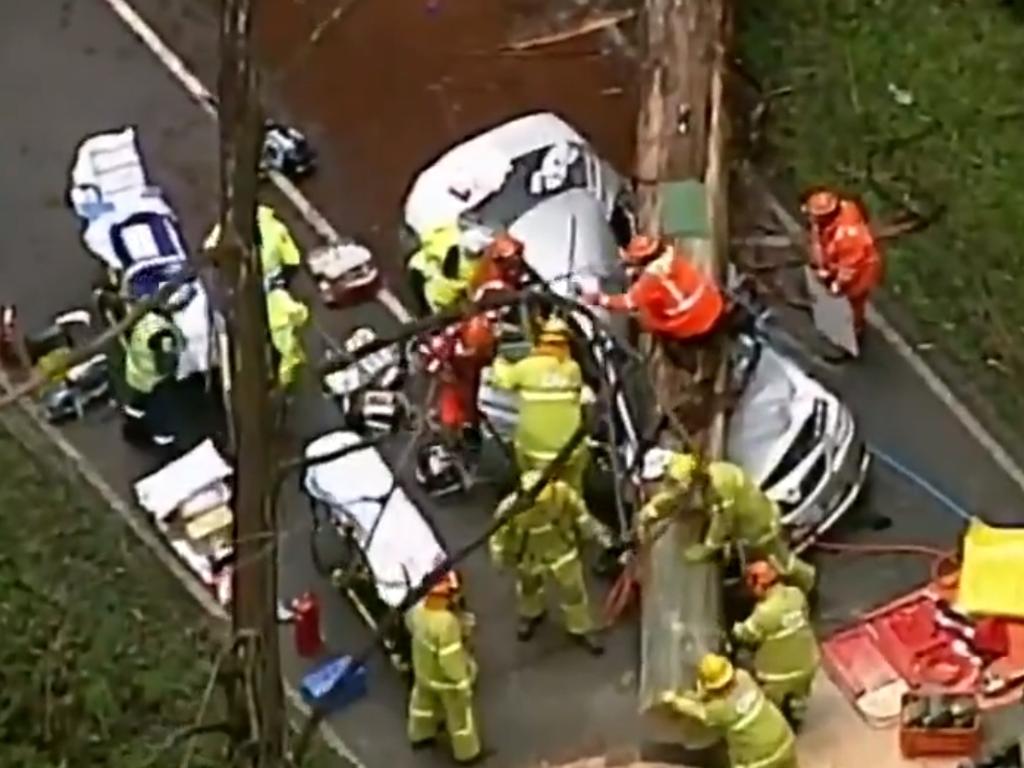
[0,433,227,767]
[0,433,338,767]
[739,0,1024,426]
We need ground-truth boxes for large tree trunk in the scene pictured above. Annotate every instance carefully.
[634,0,734,754]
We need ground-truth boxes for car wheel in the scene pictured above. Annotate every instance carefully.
[609,198,636,248]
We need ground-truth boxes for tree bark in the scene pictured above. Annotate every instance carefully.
[635,0,734,755]
[218,0,285,764]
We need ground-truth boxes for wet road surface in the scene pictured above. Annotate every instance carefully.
[4,0,1024,766]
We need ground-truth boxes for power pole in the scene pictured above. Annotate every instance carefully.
[635,0,734,758]
[217,0,286,764]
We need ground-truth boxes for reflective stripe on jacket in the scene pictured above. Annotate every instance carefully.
[407,603,476,692]
[407,223,479,311]
[638,460,781,552]
[734,583,819,685]
[489,350,582,457]
[266,287,310,387]
[125,311,182,393]
[815,200,883,298]
[599,249,723,339]
[490,478,611,568]
[703,462,782,550]
[667,669,795,768]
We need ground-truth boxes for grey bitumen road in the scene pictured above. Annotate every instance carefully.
[3,1,1024,767]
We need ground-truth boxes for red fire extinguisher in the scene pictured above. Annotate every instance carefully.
[291,591,324,658]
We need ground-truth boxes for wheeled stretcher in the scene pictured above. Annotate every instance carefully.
[303,430,447,671]
[68,127,222,382]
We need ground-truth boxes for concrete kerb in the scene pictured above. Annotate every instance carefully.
[0,373,365,767]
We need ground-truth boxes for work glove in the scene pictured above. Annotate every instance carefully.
[580,385,597,406]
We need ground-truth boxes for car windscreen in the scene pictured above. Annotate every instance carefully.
[463,142,589,230]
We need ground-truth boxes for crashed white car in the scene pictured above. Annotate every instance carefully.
[403,112,870,542]
[68,127,220,381]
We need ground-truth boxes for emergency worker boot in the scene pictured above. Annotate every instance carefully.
[517,613,545,641]
[570,631,605,656]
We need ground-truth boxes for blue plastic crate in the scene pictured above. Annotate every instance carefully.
[300,655,367,714]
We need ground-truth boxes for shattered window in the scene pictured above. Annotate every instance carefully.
[465,142,589,230]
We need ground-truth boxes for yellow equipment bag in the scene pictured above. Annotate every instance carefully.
[958,517,1024,618]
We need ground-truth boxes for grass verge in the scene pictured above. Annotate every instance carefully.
[0,430,338,767]
[739,0,1024,430]
[0,431,226,766]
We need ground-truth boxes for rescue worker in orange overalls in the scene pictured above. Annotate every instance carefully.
[581,234,725,342]
[420,315,496,449]
[802,189,883,339]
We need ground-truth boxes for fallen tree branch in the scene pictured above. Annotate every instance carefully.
[501,8,637,52]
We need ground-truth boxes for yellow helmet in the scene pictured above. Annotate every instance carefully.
[697,653,735,692]
[667,453,698,484]
[538,317,570,346]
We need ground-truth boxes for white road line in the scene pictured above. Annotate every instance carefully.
[101,0,412,325]
[867,306,1024,494]
[94,1,382,762]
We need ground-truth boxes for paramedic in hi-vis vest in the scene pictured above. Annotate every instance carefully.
[121,309,184,449]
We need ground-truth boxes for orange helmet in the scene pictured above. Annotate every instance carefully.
[621,234,663,265]
[427,570,461,599]
[745,560,779,592]
[804,190,840,219]
[460,315,494,356]
[487,234,524,261]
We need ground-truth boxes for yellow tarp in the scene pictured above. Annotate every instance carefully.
[958,518,1024,618]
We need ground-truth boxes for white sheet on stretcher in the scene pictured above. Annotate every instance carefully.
[69,130,216,378]
[80,193,186,271]
[303,431,446,607]
[68,127,154,218]
[172,285,215,379]
[134,439,233,521]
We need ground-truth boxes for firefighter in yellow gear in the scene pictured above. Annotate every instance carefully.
[490,471,612,654]
[488,317,591,493]
[265,283,310,389]
[638,452,816,593]
[407,222,481,313]
[203,205,302,288]
[122,310,184,447]
[733,561,819,727]
[660,654,798,768]
[406,571,482,764]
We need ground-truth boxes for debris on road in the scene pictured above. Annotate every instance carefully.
[502,7,638,52]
